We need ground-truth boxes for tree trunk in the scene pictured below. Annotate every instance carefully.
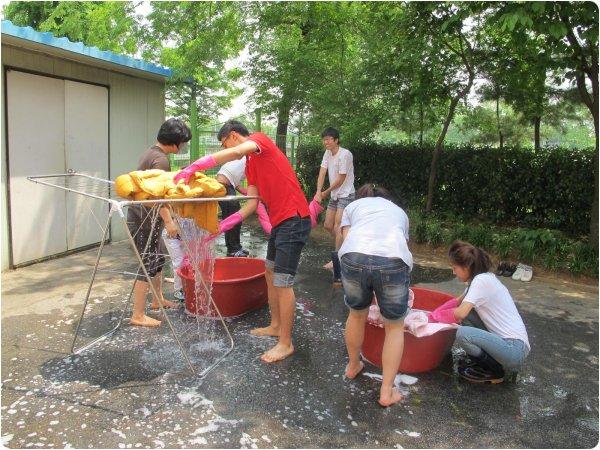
[581,63,599,247]
[189,83,200,161]
[589,86,599,247]
[533,116,541,150]
[275,104,290,154]
[425,69,474,213]
[419,101,424,146]
[425,95,461,213]
[496,95,503,149]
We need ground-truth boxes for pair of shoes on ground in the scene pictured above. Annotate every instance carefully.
[227,248,250,257]
[458,365,505,384]
[512,263,533,282]
[495,262,517,277]
[457,352,506,384]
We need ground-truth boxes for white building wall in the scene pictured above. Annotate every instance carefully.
[1,44,166,270]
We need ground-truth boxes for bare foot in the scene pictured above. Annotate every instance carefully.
[323,261,333,270]
[344,361,365,379]
[250,325,280,337]
[261,343,295,363]
[129,315,161,327]
[378,387,404,407]
[151,299,180,310]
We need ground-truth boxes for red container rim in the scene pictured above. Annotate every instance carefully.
[176,257,266,285]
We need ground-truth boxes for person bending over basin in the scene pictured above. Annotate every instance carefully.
[174,120,311,363]
[429,241,530,383]
[338,183,412,407]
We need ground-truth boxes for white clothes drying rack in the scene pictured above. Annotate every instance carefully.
[28,172,256,378]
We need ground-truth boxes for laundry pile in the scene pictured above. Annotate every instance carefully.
[115,169,226,233]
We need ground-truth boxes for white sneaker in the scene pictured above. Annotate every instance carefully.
[520,265,533,282]
[173,289,185,301]
[512,263,525,281]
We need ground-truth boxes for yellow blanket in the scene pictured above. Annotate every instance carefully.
[115,170,226,233]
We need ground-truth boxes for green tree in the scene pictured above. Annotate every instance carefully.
[245,2,364,150]
[142,2,244,124]
[3,1,139,54]
[498,1,598,245]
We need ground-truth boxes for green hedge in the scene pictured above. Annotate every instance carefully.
[410,212,598,277]
[296,142,595,236]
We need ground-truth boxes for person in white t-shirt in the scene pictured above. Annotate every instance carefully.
[314,127,355,284]
[339,183,412,407]
[216,157,250,257]
[430,241,530,384]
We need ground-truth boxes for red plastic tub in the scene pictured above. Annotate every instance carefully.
[361,287,457,374]
[177,257,268,318]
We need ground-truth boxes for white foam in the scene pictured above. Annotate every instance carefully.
[111,429,126,439]
[362,372,383,382]
[239,432,258,449]
[395,374,418,385]
[192,423,220,435]
[189,437,207,445]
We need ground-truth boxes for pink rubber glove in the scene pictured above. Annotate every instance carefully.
[428,307,459,324]
[256,202,272,234]
[173,155,217,184]
[436,297,459,311]
[308,199,324,228]
[218,212,243,234]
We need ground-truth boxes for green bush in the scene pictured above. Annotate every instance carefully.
[296,142,595,236]
[408,211,598,277]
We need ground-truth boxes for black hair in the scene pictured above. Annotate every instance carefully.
[356,183,394,201]
[217,120,250,141]
[448,240,493,282]
[157,118,191,146]
[321,127,340,141]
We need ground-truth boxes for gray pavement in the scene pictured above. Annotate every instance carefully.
[1,224,598,448]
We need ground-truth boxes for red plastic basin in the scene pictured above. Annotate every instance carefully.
[361,286,457,374]
[177,257,268,318]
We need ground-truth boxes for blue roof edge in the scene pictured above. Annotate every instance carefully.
[1,20,172,78]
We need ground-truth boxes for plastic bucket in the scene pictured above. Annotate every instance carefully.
[177,257,268,318]
[362,287,457,373]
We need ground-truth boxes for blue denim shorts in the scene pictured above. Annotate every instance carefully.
[327,193,355,210]
[265,215,311,287]
[340,252,411,321]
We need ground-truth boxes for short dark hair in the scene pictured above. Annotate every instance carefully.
[157,118,191,146]
[448,240,493,282]
[217,120,250,141]
[321,127,340,141]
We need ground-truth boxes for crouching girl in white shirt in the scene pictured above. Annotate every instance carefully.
[339,183,412,407]
[431,241,530,383]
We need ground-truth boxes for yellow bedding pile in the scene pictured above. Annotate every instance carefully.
[115,169,226,233]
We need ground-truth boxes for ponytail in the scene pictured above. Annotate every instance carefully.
[356,183,393,201]
[448,240,492,283]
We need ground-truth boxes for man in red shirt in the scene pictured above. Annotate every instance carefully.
[174,120,311,363]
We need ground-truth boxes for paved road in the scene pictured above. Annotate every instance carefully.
[2,225,598,448]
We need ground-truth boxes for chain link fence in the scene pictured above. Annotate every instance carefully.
[170,131,299,176]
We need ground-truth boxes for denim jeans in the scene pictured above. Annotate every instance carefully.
[327,193,355,210]
[265,215,311,287]
[455,326,529,371]
[340,252,411,321]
